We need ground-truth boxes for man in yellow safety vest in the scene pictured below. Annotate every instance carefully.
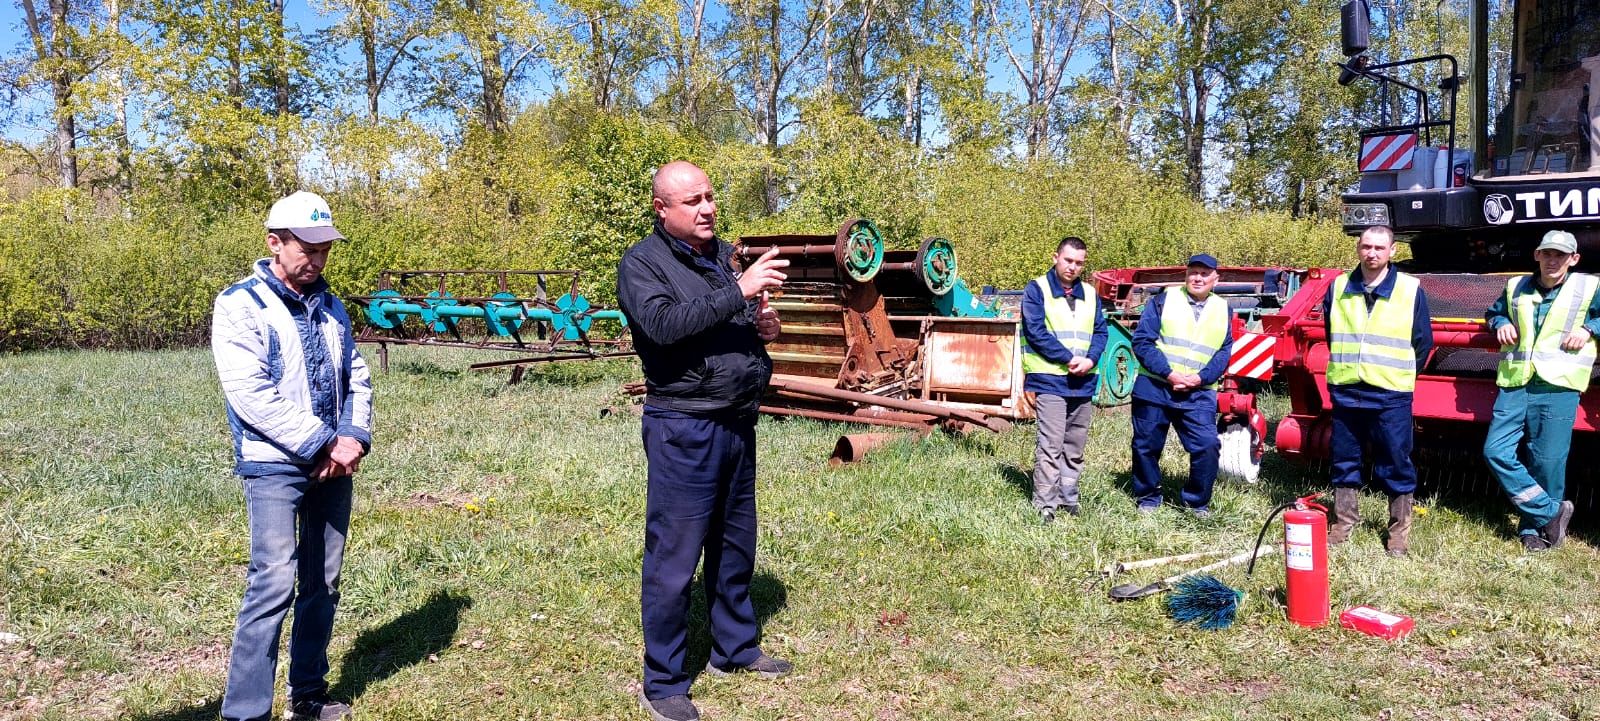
[1324,225,1433,557]
[1482,229,1597,552]
[1128,253,1233,517]
[1021,236,1108,523]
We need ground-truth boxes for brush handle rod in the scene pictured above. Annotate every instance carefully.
[1114,550,1230,573]
[1159,545,1277,585]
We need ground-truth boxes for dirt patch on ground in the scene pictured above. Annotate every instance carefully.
[0,639,229,721]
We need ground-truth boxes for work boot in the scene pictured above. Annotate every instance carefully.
[1328,487,1360,545]
[1384,493,1414,557]
[1541,500,1575,548]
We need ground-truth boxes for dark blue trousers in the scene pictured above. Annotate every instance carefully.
[1130,398,1219,510]
[640,408,761,699]
[1330,403,1417,495]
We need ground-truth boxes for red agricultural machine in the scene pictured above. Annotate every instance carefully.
[1099,0,1600,505]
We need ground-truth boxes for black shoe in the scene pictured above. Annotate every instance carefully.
[1522,534,1552,553]
[639,692,700,721]
[1541,500,1575,547]
[1040,509,1055,525]
[705,653,793,679]
[1062,504,1081,518]
[288,693,353,721]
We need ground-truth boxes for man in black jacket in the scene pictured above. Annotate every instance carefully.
[618,160,791,721]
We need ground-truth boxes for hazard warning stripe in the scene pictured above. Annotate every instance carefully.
[1228,332,1276,380]
[1359,133,1417,172]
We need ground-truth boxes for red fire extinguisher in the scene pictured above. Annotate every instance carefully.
[1283,495,1329,627]
[1247,493,1330,627]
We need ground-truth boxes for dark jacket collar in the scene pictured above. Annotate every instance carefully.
[656,221,724,261]
[1044,272,1085,299]
[1343,266,1398,299]
[254,258,328,304]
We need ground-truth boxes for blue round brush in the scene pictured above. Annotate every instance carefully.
[1167,574,1242,630]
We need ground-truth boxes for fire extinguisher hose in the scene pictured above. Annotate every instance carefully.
[1247,493,1325,577]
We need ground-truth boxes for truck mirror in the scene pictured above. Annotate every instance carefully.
[1341,0,1370,57]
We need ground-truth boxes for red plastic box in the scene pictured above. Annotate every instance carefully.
[1339,605,1415,640]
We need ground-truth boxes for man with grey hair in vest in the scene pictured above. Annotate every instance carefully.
[1482,229,1598,552]
[1021,236,1108,522]
[211,191,372,721]
[1128,253,1233,517]
[1324,224,1432,557]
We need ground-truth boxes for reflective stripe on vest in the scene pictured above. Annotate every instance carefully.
[1496,273,1598,391]
[1138,286,1229,389]
[1021,275,1098,376]
[1326,271,1420,392]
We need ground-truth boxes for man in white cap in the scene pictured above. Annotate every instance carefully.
[1482,229,1596,552]
[211,191,371,721]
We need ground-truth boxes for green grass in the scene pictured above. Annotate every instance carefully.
[2,347,1599,720]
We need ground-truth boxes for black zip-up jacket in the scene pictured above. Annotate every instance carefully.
[617,223,772,416]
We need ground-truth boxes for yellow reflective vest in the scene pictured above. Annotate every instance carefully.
[1496,273,1598,391]
[1139,286,1230,389]
[1326,271,1420,392]
[1021,275,1098,376]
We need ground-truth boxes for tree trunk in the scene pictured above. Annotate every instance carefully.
[903,68,922,147]
[22,0,80,188]
[108,0,132,205]
[270,0,297,193]
[363,6,380,123]
[761,0,781,214]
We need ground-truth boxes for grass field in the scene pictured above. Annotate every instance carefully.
[3,347,1599,721]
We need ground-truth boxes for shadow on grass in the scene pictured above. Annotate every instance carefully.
[329,589,472,702]
[124,591,473,721]
[997,462,1031,501]
[683,570,788,678]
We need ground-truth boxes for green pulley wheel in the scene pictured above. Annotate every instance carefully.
[1093,323,1139,408]
[916,237,958,296]
[834,218,885,283]
[553,293,591,341]
[363,289,414,329]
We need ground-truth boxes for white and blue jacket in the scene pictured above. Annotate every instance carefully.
[211,259,373,476]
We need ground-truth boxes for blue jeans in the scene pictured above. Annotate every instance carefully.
[222,472,352,721]
[640,408,761,699]
[1483,381,1579,535]
[1330,403,1416,496]
[1130,398,1220,510]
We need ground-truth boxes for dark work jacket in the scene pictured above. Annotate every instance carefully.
[617,223,771,416]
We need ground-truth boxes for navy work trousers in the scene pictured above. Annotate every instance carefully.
[1130,398,1219,510]
[1330,403,1417,496]
[640,408,761,699]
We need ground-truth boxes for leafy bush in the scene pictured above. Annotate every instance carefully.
[0,109,1351,352]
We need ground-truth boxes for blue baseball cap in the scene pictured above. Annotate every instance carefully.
[1186,253,1219,270]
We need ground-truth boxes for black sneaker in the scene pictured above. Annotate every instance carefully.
[1522,534,1552,553]
[288,693,352,721]
[638,692,700,721]
[1541,500,1575,547]
[705,653,793,679]
[1040,509,1056,525]
[1062,505,1081,518]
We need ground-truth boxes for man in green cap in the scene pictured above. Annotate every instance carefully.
[1482,229,1598,552]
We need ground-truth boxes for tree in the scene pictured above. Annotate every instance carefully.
[989,0,1090,158]
[19,0,87,188]
[724,0,832,212]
